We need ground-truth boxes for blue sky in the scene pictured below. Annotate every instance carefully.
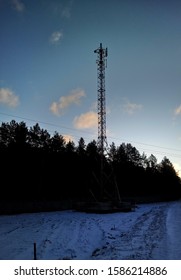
[1,0,181,176]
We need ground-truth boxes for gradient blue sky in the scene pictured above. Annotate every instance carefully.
[1,0,181,176]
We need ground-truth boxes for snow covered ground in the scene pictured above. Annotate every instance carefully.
[0,200,181,260]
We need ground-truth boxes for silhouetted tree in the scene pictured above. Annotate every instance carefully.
[86,140,98,157]
[77,137,86,156]
[108,142,117,162]
[157,157,181,199]
[146,154,158,170]
[28,123,50,149]
[66,140,75,153]
[0,120,181,213]
[0,120,28,149]
[50,132,65,153]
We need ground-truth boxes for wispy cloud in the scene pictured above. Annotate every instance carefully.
[61,0,73,18]
[50,88,86,116]
[51,0,73,19]
[73,111,97,129]
[122,99,142,115]
[12,0,25,12]
[0,88,19,107]
[49,31,63,44]
[174,105,181,116]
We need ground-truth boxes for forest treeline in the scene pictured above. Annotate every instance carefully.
[0,120,181,213]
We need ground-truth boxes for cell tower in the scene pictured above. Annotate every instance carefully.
[94,43,108,199]
[94,43,108,156]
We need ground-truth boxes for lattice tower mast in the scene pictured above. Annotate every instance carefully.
[94,43,108,155]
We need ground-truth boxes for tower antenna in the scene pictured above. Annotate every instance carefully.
[74,44,133,212]
[94,43,108,199]
[94,43,108,156]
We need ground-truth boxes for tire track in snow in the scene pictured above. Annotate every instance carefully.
[91,204,168,259]
[36,215,104,260]
[156,200,181,260]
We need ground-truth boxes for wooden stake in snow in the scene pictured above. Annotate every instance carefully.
[34,242,37,260]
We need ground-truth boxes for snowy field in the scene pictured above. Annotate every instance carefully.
[0,200,181,260]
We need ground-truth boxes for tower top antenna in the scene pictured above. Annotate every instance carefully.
[94,43,108,156]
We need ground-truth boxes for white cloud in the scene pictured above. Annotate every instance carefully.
[173,162,181,178]
[122,100,142,115]
[49,102,59,116]
[63,134,74,143]
[49,31,63,44]
[50,88,86,116]
[174,105,181,116]
[73,111,97,129]
[12,0,25,12]
[0,88,19,107]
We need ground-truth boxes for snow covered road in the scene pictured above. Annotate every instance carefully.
[164,201,181,259]
[0,200,180,260]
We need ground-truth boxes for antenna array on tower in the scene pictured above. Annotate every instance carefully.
[94,43,108,156]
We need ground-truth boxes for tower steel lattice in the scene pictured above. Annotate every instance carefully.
[94,43,108,156]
